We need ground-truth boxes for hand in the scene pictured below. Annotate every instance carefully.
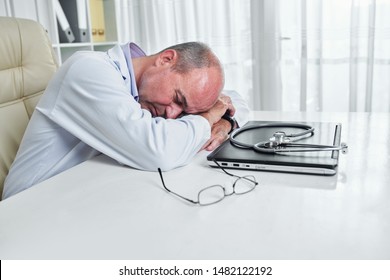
[220,93,236,117]
[200,95,235,127]
[200,119,232,151]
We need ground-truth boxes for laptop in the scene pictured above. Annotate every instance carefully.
[207,121,343,176]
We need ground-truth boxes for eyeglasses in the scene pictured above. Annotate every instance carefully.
[157,161,259,206]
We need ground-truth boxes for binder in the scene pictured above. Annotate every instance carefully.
[55,0,75,43]
[59,0,89,42]
[76,0,88,42]
[89,0,106,42]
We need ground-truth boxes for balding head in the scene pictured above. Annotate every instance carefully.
[135,42,224,118]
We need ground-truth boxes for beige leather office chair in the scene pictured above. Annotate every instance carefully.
[0,17,58,199]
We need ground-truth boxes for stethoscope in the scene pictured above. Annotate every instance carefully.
[230,123,348,154]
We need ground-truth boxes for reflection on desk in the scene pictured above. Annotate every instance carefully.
[0,111,389,259]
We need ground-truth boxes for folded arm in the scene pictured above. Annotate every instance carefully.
[201,90,250,151]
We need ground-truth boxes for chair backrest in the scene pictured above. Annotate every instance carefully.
[0,17,58,199]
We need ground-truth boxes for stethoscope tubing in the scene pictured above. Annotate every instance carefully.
[230,122,347,154]
[254,144,346,153]
[230,123,314,149]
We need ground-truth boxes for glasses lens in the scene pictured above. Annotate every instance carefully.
[198,185,225,205]
[234,175,257,194]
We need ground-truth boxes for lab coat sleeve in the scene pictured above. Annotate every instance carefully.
[37,52,211,171]
[222,89,250,127]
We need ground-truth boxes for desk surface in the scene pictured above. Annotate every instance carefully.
[1,111,389,259]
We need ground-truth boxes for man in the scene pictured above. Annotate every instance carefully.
[2,42,249,199]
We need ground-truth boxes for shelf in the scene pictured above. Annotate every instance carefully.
[92,41,118,46]
[53,42,91,48]
[53,41,117,48]
[3,0,120,65]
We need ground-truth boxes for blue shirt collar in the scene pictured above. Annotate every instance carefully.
[121,43,146,102]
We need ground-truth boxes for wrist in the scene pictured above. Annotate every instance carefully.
[221,112,236,134]
[199,112,212,126]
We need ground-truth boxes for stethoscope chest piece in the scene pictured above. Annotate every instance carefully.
[269,131,291,146]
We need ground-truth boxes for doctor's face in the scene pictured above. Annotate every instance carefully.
[137,66,223,119]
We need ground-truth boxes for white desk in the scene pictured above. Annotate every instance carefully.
[1,111,389,259]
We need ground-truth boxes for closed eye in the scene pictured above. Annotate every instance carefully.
[174,89,188,111]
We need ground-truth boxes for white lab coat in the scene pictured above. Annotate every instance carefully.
[3,43,249,199]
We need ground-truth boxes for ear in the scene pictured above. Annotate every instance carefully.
[157,49,177,66]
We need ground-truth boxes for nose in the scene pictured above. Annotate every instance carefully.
[165,104,183,119]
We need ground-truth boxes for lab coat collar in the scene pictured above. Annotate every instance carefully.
[107,44,130,82]
[107,43,146,101]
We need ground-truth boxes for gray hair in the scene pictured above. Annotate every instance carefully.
[160,42,223,76]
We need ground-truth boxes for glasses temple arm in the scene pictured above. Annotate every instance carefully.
[213,160,240,178]
[158,168,198,204]
[213,161,259,186]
